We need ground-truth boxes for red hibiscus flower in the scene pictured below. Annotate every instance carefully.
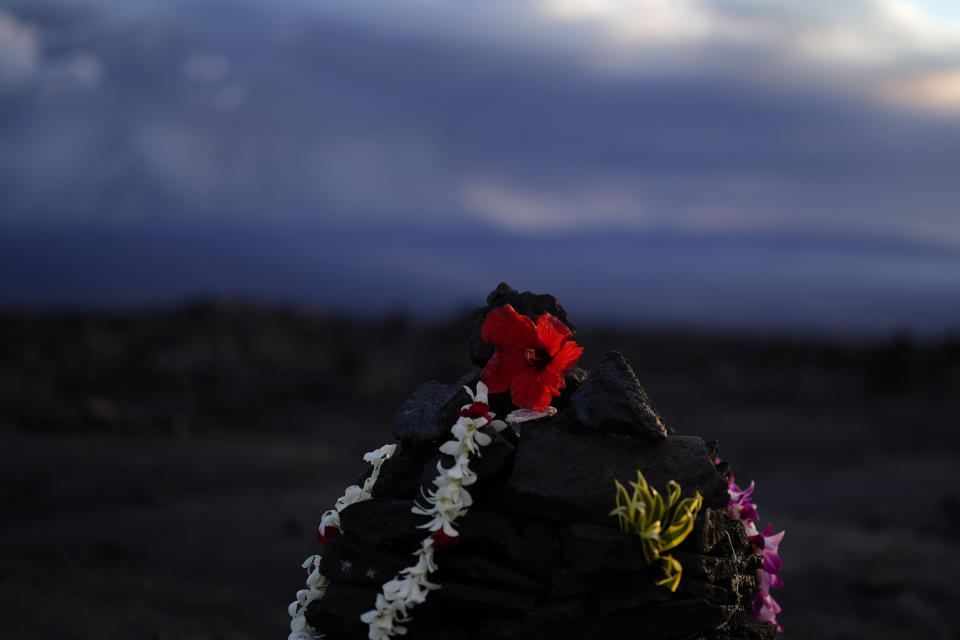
[480,304,583,411]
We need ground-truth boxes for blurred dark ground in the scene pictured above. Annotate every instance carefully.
[2,302,959,639]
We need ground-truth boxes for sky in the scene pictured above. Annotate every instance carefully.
[1,0,959,333]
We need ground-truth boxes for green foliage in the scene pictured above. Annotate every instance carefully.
[609,471,703,592]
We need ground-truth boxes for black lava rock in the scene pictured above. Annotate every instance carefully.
[682,507,730,555]
[559,523,650,573]
[500,427,728,524]
[393,375,474,442]
[338,497,424,548]
[371,439,439,499]
[438,555,546,594]
[556,367,588,407]
[570,350,670,441]
[430,581,537,614]
[319,534,411,585]
[305,583,378,639]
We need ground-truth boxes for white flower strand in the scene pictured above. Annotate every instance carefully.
[287,555,329,640]
[288,443,397,640]
[361,382,506,640]
[320,443,397,534]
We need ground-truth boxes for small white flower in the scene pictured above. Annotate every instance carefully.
[307,573,328,592]
[439,455,477,486]
[361,594,411,640]
[450,417,476,440]
[451,418,489,453]
[364,443,397,490]
[474,430,492,447]
[290,614,307,632]
[410,502,433,517]
[382,576,437,606]
[363,443,397,465]
[335,484,369,511]
[400,547,440,582]
[464,380,489,404]
[438,439,466,457]
[319,509,340,531]
[359,608,393,640]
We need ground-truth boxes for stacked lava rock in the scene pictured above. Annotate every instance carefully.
[306,284,776,640]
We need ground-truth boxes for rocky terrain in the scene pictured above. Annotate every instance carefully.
[1,299,959,638]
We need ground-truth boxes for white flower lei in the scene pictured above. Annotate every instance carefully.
[361,382,507,640]
[287,442,397,640]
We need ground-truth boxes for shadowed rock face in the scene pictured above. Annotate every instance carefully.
[392,373,480,442]
[570,350,672,441]
[306,287,776,640]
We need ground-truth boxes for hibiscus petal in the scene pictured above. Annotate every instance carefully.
[536,365,564,395]
[548,339,584,375]
[480,346,529,393]
[530,386,555,411]
[510,368,551,410]
[536,312,573,356]
[481,304,537,346]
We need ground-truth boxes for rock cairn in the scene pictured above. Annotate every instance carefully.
[306,285,777,640]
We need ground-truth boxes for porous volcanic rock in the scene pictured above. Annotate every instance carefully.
[393,372,478,442]
[570,350,672,441]
[305,286,777,640]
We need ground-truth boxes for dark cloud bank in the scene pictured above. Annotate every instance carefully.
[1,0,959,333]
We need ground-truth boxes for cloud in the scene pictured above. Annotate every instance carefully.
[0,10,102,90]
[44,51,103,88]
[531,0,960,117]
[881,66,960,111]
[182,52,230,84]
[534,0,960,67]
[1,0,960,253]
[302,0,960,114]
[461,180,652,233]
[0,10,38,86]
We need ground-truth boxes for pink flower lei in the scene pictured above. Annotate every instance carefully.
[717,459,786,632]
